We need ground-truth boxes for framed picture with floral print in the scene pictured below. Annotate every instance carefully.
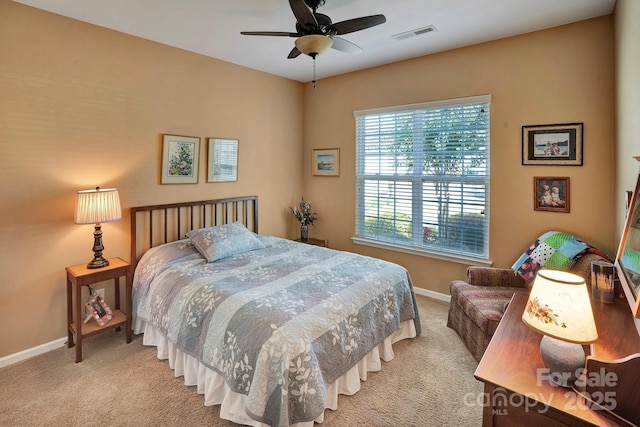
[161,134,200,184]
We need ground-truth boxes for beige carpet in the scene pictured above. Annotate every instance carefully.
[0,296,483,426]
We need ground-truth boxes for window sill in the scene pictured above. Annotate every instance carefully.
[351,237,493,267]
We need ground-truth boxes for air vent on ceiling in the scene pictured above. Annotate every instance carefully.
[392,25,437,41]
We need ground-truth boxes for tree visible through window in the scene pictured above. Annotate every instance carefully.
[354,95,490,259]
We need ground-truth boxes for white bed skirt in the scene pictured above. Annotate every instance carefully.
[134,319,417,426]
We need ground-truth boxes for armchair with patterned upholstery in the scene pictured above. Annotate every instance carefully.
[447,231,610,362]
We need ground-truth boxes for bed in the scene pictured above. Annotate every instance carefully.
[130,196,421,427]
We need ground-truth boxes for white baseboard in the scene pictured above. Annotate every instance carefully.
[0,336,66,369]
[413,286,451,302]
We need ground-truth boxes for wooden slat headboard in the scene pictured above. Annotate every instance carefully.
[130,195,258,268]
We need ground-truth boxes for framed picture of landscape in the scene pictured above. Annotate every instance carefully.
[312,148,340,177]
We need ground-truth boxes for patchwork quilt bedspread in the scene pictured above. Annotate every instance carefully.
[132,235,421,426]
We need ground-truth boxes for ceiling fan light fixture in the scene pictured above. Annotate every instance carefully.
[295,34,333,57]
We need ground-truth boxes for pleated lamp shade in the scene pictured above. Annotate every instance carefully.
[74,187,122,269]
[74,187,121,225]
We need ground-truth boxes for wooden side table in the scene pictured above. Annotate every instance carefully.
[66,257,132,362]
[294,237,328,247]
[474,293,640,426]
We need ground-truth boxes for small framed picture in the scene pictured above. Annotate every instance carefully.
[312,148,340,177]
[161,134,200,184]
[522,123,583,166]
[85,296,113,327]
[207,138,238,182]
[534,177,570,213]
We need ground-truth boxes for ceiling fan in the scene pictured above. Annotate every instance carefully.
[241,0,386,59]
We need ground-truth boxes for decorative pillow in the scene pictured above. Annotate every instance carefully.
[186,222,265,262]
[511,231,593,282]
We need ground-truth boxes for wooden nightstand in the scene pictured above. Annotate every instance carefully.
[66,257,132,362]
[294,237,327,247]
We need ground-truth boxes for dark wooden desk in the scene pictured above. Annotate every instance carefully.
[474,293,640,427]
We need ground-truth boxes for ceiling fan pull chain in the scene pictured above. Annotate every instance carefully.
[312,56,317,89]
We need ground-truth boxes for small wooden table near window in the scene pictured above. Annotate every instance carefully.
[65,257,132,362]
[294,238,327,247]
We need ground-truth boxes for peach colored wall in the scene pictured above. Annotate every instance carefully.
[0,2,303,357]
[615,0,640,238]
[0,2,619,360]
[302,17,616,295]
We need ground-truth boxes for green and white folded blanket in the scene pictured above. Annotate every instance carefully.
[511,231,610,282]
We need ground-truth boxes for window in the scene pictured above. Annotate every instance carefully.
[354,95,490,263]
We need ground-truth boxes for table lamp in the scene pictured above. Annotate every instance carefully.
[521,269,598,387]
[74,187,122,269]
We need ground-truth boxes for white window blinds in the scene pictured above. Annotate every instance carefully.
[354,95,490,259]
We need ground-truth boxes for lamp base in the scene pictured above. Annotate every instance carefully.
[87,256,110,269]
[540,335,586,387]
[86,223,109,269]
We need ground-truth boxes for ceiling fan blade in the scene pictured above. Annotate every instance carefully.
[331,36,363,55]
[332,14,386,35]
[241,31,298,37]
[287,46,302,59]
[289,0,317,32]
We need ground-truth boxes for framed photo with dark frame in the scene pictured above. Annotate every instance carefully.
[312,148,340,177]
[161,134,200,184]
[522,123,583,166]
[534,177,570,213]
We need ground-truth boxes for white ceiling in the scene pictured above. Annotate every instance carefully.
[13,0,616,82]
